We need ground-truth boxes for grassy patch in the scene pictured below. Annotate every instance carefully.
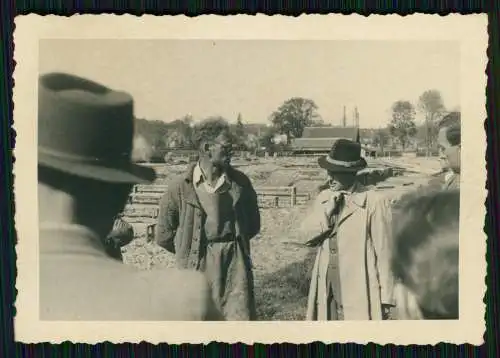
[255,250,316,321]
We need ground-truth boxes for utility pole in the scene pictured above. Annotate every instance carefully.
[352,106,360,127]
[256,126,261,155]
[343,106,347,127]
[354,106,359,128]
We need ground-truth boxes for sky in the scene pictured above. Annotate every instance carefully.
[39,39,460,128]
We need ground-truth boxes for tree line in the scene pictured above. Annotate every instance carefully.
[373,89,456,155]
[132,97,326,161]
[133,90,455,162]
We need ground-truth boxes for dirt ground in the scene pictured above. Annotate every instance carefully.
[122,156,441,320]
[122,206,315,320]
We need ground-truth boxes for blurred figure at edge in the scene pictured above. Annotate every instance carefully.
[38,72,223,321]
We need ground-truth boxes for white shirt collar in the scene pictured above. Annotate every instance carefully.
[193,163,228,193]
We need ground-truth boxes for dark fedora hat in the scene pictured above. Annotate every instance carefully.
[38,72,156,183]
[318,138,367,173]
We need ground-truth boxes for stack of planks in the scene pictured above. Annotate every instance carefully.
[122,184,311,223]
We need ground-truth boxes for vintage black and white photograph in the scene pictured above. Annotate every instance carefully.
[14,14,487,344]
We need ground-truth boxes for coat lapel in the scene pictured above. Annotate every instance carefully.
[224,167,242,208]
[336,184,368,228]
[227,178,242,208]
[182,164,204,211]
[182,164,243,210]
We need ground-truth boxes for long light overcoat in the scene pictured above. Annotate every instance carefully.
[300,184,395,320]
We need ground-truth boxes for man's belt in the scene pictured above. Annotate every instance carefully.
[206,233,238,244]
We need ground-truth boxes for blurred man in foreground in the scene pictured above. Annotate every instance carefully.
[38,72,222,320]
[300,139,395,320]
[391,189,459,319]
[155,128,260,320]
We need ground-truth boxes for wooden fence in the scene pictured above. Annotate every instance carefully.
[122,183,311,223]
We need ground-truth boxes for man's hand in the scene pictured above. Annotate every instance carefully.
[324,192,346,220]
[382,304,395,320]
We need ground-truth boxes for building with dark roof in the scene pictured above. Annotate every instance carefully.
[290,126,361,154]
[301,126,360,140]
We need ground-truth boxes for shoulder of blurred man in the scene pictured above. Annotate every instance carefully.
[40,228,223,321]
[426,171,449,189]
[414,170,460,192]
[134,267,224,321]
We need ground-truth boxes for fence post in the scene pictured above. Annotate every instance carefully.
[290,186,297,207]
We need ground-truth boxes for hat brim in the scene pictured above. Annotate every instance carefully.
[39,152,156,184]
[318,156,367,173]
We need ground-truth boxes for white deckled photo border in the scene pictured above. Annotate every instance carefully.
[12,13,487,345]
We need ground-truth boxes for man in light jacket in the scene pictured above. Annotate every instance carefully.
[300,139,395,320]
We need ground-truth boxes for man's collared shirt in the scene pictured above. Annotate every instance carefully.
[444,169,455,183]
[444,171,460,190]
[193,163,230,194]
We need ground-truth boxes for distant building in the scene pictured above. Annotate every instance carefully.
[290,126,361,154]
[243,123,269,137]
[272,133,288,145]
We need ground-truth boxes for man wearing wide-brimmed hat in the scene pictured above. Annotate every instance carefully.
[300,139,395,320]
[38,72,222,320]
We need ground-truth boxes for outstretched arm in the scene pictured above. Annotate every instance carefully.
[299,190,333,240]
